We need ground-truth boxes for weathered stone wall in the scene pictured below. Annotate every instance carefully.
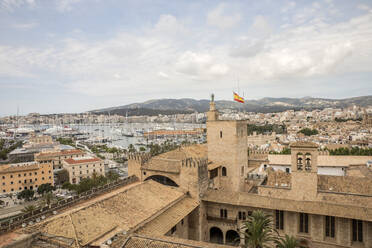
[266,169,291,187]
[318,175,372,195]
[207,120,248,192]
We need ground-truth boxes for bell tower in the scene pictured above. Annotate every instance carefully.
[289,141,319,200]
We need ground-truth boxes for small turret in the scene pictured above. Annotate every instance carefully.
[207,93,219,121]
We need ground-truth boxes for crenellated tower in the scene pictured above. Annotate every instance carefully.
[206,94,248,191]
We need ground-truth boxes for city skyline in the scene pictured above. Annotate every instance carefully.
[1,0,372,116]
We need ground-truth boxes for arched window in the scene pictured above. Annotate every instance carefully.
[222,167,227,176]
[297,153,303,170]
[305,153,312,171]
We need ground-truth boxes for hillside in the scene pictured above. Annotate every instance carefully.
[90,95,372,116]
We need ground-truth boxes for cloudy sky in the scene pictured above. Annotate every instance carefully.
[1,0,372,115]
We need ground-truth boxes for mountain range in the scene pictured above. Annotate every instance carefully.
[90,95,372,116]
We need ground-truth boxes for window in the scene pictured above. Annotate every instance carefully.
[29,173,32,176]
[42,171,44,174]
[18,180,21,183]
[352,219,363,242]
[220,209,227,218]
[30,179,32,182]
[42,177,45,180]
[2,176,4,179]
[24,173,26,176]
[285,168,290,173]
[34,172,37,175]
[238,211,247,220]
[171,225,177,234]
[10,181,13,185]
[11,188,14,191]
[24,179,27,183]
[220,131,223,138]
[18,174,21,177]
[2,182,5,186]
[299,213,309,233]
[325,216,335,238]
[222,167,227,176]
[35,178,37,181]
[276,210,284,230]
[181,219,184,225]
[10,175,13,178]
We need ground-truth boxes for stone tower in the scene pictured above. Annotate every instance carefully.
[207,94,248,191]
[289,141,319,200]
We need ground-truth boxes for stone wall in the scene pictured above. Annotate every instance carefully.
[266,168,291,187]
[318,175,372,195]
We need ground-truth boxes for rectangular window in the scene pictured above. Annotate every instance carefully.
[242,212,246,220]
[325,216,335,238]
[276,210,284,230]
[220,131,222,138]
[299,213,309,233]
[220,209,227,218]
[238,211,242,220]
[352,219,363,242]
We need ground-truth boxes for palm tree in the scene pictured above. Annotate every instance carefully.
[275,235,299,248]
[22,204,36,214]
[41,192,56,207]
[241,210,278,248]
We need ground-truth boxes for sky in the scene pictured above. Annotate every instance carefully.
[0,0,372,116]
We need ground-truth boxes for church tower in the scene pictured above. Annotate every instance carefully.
[289,141,319,200]
[207,94,248,191]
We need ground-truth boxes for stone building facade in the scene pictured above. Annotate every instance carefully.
[0,161,53,194]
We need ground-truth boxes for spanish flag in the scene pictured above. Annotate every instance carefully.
[233,92,244,103]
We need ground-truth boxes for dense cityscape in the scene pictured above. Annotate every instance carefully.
[1,0,372,247]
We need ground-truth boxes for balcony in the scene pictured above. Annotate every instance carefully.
[207,215,237,225]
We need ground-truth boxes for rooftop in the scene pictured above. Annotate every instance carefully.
[0,162,39,173]
[28,180,187,247]
[64,156,101,165]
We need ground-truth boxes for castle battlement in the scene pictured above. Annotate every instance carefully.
[249,149,269,155]
[318,150,330,156]
[181,157,208,168]
[128,153,152,165]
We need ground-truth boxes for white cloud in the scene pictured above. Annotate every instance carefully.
[1,9,372,97]
[207,3,241,29]
[357,4,370,11]
[175,51,229,79]
[56,0,82,12]
[12,22,38,29]
[0,0,35,12]
[158,71,170,79]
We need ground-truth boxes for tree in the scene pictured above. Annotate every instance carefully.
[241,210,278,248]
[298,128,318,136]
[275,235,299,248]
[37,183,54,195]
[17,189,35,201]
[106,171,120,181]
[22,204,36,214]
[128,144,136,153]
[42,192,55,206]
[55,169,69,185]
